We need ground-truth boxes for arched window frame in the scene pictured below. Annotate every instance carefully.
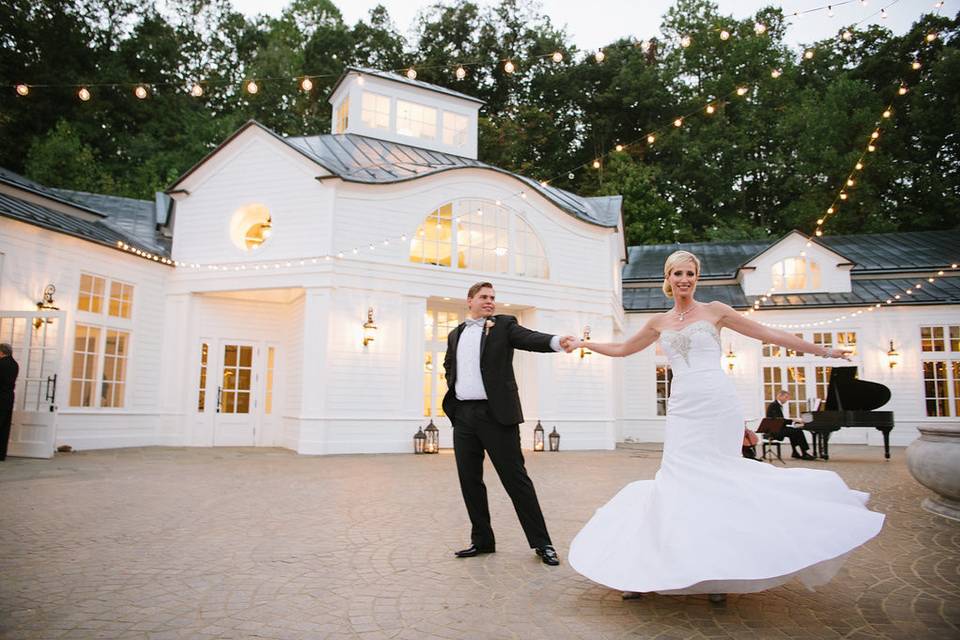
[409,199,549,279]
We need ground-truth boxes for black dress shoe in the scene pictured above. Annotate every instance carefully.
[535,545,560,566]
[791,452,803,459]
[801,453,816,460]
[454,544,495,558]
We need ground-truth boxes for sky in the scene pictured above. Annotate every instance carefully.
[226,0,953,51]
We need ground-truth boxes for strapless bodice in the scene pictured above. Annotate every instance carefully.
[658,320,723,374]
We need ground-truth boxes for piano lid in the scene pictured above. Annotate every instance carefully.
[824,366,891,412]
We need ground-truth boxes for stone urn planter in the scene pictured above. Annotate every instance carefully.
[906,423,960,522]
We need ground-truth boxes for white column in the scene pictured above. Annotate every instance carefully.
[297,287,331,454]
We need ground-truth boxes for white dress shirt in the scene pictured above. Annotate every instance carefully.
[455,321,562,400]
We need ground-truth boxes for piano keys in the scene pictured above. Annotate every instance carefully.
[799,366,895,460]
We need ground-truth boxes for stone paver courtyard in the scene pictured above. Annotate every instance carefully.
[1,444,958,640]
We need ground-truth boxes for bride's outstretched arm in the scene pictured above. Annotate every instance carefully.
[713,302,851,359]
[572,314,662,358]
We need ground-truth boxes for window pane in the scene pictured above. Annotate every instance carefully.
[922,360,949,417]
[396,100,436,139]
[950,326,960,352]
[361,92,390,129]
[70,324,100,407]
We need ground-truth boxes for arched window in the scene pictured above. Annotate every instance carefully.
[771,257,821,291]
[409,199,548,278]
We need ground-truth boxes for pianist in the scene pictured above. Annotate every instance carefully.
[766,390,815,460]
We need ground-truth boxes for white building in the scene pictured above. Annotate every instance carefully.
[1,68,957,459]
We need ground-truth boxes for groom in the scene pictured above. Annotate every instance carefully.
[443,282,572,566]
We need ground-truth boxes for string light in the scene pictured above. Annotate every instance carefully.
[78,87,91,101]
[855,161,863,170]
[552,51,563,63]
[300,77,313,92]
[406,68,417,80]
[190,83,204,97]
[504,60,515,74]
[926,32,937,42]
[615,143,624,152]
[754,22,767,35]
[647,133,656,144]
[594,49,605,63]
[592,159,601,169]
[720,30,730,41]
[15,84,28,96]
[804,49,815,60]
[771,69,782,78]
[911,61,921,70]
[680,35,692,48]
[705,104,715,114]
[842,30,853,41]
[882,109,891,118]
[455,66,466,80]
[245,80,258,94]
[867,143,876,152]
[736,86,749,96]
[134,85,148,99]
[898,85,908,95]
[673,117,683,127]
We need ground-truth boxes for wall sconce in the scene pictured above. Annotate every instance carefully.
[362,307,377,346]
[33,284,59,329]
[533,420,545,451]
[887,340,900,369]
[579,326,592,359]
[725,344,737,371]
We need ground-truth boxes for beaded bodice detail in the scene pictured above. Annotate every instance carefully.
[658,320,723,371]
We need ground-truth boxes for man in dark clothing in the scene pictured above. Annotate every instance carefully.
[0,343,19,461]
[766,389,815,460]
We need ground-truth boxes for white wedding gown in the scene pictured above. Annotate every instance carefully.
[569,320,885,594]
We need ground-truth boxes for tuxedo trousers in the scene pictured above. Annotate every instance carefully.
[0,391,13,460]
[452,400,551,549]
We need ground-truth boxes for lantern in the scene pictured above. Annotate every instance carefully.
[887,340,900,369]
[533,420,545,452]
[424,420,439,453]
[725,345,737,371]
[548,427,560,452]
[413,427,426,454]
[33,284,59,330]
[362,307,377,346]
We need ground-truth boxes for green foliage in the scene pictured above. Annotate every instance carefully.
[1,0,957,242]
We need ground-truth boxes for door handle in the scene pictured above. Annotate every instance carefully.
[46,374,58,403]
[217,386,222,413]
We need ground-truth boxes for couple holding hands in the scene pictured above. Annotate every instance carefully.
[443,251,883,599]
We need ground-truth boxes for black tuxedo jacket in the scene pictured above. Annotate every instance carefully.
[442,315,555,426]
[766,400,785,419]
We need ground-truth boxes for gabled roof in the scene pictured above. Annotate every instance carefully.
[623,229,960,281]
[0,191,170,259]
[50,188,170,254]
[329,66,486,105]
[0,167,106,219]
[623,277,960,311]
[168,121,621,229]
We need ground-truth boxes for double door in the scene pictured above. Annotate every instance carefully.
[204,340,277,446]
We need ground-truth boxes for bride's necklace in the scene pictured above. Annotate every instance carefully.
[674,302,698,322]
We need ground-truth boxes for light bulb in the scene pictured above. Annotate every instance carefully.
[847,178,855,186]
[647,134,656,144]
[680,35,691,48]
[720,30,730,41]
[455,66,466,80]
[78,87,91,101]
[771,68,782,78]
[552,51,563,63]
[926,32,937,42]
[868,144,876,152]
[755,22,766,35]
[839,192,848,200]
[855,162,863,170]
[640,40,651,53]
[504,60,515,74]
[673,117,683,127]
[898,86,907,95]
[592,159,601,169]
[870,131,879,139]
[615,144,624,152]
[705,104,715,114]
[134,85,148,99]
[882,109,891,118]
[190,83,204,97]
[815,229,823,236]
[594,49,605,63]
[804,50,815,60]
[406,68,417,79]
[15,83,29,96]
[842,30,853,42]
[817,218,824,225]
[246,80,258,94]
[911,61,921,70]
[736,86,748,96]
[301,77,313,91]
[827,206,835,214]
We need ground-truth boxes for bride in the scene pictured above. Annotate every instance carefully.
[566,250,885,599]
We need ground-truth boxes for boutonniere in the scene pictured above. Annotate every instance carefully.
[484,318,495,336]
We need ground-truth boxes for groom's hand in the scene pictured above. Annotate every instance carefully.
[559,335,578,353]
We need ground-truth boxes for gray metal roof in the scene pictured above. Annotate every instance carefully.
[623,277,960,311]
[287,131,620,227]
[0,167,106,219]
[624,229,960,281]
[330,66,486,105]
[0,191,170,258]
[50,188,170,254]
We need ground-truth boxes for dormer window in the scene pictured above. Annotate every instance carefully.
[361,92,390,129]
[397,100,437,140]
[771,257,821,291]
[335,97,349,134]
[442,112,469,147]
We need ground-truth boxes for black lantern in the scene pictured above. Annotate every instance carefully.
[413,427,426,454]
[533,420,545,452]
[424,420,440,453]
[549,426,560,452]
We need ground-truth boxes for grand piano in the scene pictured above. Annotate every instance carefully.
[800,366,895,460]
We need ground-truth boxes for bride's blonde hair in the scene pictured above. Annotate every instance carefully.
[662,250,702,299]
